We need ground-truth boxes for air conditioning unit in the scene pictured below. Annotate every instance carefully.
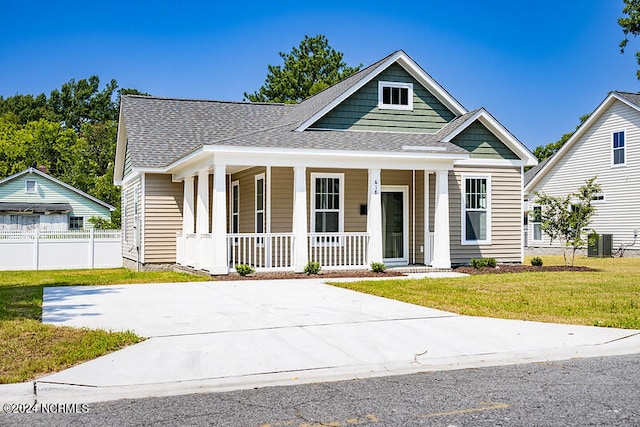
[588,233,612,257]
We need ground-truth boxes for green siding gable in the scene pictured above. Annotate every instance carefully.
[0,173,112,227]
[311,63,455,133]
[450,121,519,160]
[123,140,133,178]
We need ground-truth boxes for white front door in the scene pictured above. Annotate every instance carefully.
[381,186,408,265]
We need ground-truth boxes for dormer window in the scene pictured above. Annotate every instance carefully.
[378,81,413,110]
[25,180,37,194]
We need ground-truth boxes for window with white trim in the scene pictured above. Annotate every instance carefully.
[255,174,265,245]
[531,205,542,242]
[462,176,491,244]
[231,180,239,243]
[613,130,625,166]
[378,81,413,110]
[25,180,37,194]
[311,173,344,244]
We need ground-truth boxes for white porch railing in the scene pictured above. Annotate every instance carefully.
[227,233,294,270]
[308,232,369,269]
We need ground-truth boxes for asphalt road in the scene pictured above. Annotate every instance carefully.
[3,354,639,426]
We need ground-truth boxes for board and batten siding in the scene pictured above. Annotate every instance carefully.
[0,172,111,229]
[528,99,640,249]
[450,166,523,264]
[121,175,141,260]
[310,63,455,133]
[143,173,184,263]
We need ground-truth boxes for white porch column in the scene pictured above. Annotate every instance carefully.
[210,163,228,274]
[292,166,308,272]
[182,176,195,235]
[367,168,383,265]
[424,171,431,266]
[432,170,451,269]
[195,170,210,269]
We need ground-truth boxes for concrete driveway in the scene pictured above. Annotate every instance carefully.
[7,277,640,403]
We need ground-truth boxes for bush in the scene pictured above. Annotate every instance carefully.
[370,262,386,273]
[531,257,544,267]
[303,261,321,275]
[470,257,497,269]
[235,264,255,276]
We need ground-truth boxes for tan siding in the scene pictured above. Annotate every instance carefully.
[271,167,293,233]
[121,175,140,260]
[450,166,522,264]
[143,174,184,263]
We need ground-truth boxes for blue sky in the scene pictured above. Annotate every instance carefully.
[1,1,638,151]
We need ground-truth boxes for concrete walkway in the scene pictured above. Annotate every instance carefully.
[2,275,640,404]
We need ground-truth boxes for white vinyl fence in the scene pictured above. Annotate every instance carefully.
[0,229,122,270]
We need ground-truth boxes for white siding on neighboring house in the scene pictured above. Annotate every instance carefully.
[528,98,640,250]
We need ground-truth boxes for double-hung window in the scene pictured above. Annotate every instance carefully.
[531,205,542,242]
[378,81,413,110]
[613,131,625,166]
[255,174,265,245]
[462,176,491,244]
[311,173,344,244]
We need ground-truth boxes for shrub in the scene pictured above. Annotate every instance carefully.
[303,261,321,275]
[470,257,497,269]
[235,264,255,276]
[370,262,386,273]
[531,257,544,267]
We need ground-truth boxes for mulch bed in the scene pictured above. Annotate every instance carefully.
[210,265,597,280]
[453,265,597,275]
[215,269,406,281]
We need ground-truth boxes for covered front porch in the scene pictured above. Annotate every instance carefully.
[173,153,455,275]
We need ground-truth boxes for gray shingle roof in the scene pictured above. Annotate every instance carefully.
[121,96,295,169]
[615,91,640,108]
[524,157,549,186]
[120,51,478,170]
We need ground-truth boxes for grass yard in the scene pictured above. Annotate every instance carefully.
[0,268,208,384]
[332,256,640,330]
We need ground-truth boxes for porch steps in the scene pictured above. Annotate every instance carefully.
[387,266,452,274]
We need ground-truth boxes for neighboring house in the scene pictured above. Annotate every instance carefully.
[0,167,115,231]
[524,91,640,253]
[114,50,537,273]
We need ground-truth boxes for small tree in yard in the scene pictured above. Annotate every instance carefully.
[534,177,601,266]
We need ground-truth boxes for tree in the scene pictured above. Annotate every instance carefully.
[619,0,640,78]
[47,76,119,132]
[532,114,590,162]
[534,177,601,266]
[0,78,150,229]
[244,35,362,103]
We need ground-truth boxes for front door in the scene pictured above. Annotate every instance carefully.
[382,186,408,265]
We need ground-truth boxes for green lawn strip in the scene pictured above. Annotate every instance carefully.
[0,268,208,384]
[331,256,640,330]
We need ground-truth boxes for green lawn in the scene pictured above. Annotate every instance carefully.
[331,256,640,330]
[0,268,208,384]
